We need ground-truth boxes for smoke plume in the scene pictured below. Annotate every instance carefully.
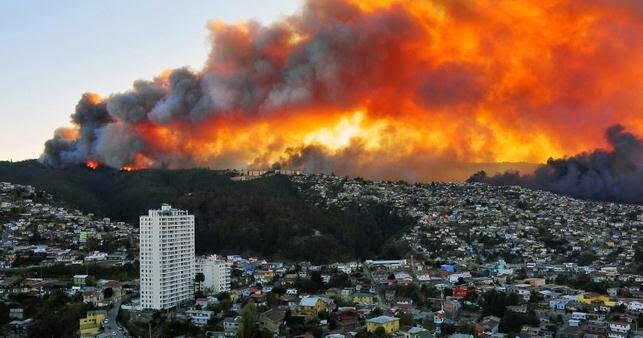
[468,125,643,204]
[41,0,643,186]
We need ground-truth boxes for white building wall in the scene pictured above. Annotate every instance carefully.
[196,255,231,293]
[140,204,195,310]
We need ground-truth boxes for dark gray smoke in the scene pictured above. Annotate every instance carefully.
[41,93,112,165]
[468,125,643,204]
[39,0,425,169]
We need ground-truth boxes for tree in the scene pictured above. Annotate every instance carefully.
[370,307,383,317]
[328,272,351,288]
[498,310,539,334]
[355,328,370,338]
[310,271,324,291]
[86,276,97,287]
[103,287,113,299]
[422,318,436,331]
[398,313,415,326]
[0,303,9,328]
[529,290,543,303]
[85,237,102,252]
[479,290,520,317]
[237,300,257,338]
[28,291,88,338]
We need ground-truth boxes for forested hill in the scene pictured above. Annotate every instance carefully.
[0,160,412,262]
[0,160,236,221]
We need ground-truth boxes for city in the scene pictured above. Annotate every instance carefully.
[0,0,642,337]
[0,174,641,338]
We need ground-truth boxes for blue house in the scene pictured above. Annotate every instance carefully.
[549,299,569,310]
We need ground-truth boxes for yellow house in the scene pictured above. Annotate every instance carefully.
[79,310,106,337]
[367,316,400,333]
[578,293,617,307]
[297,296,330,319]
[352,292,376,305]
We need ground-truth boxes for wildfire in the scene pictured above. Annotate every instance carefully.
[42,0,643,182]
[86,160,99,170]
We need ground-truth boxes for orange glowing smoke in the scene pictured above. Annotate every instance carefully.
[43,0,643,181]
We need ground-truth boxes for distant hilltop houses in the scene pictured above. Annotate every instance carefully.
[231,168,304,181]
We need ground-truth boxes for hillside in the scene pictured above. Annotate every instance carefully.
[0,160,412,262]
[0,160,238,221]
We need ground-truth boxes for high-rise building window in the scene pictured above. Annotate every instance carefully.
[139,204,195,310]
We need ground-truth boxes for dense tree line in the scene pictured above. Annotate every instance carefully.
[0,161,414,263]
[553,273,609,293]
[0,160,236,222]
[177,175,414,262]
[7,291,89,338]
[12,261,139,281]
[479,289,521,317]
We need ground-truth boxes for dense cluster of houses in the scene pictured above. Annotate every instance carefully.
[292,175,642,270]
[0,182,138,270]
[1,174,642,337]
[113,254,643,338]
[0,182,139,336]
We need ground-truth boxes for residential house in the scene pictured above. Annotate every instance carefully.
[584,320,608,338]
[400,326,434,338]
[297,296,332,319]
[578,293,616,308]
[186,309,214,326]
[367,316,400,334]
[550,299,570,310]
[608,320,631,338]
[557,325,584,338]
[102,280,123,298]
[223,316,241,337]
[506,304,528,314]
[331,308,360,330]
[9,318,34,336]
[475,316,501,337]
[259,308,286,335]
[79,310,106,337]
[9,308,24,320]
[82,290,104,306]
[352,292,376,305]
[73,274,89,286]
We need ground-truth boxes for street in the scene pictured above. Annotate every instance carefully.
[102,298,130,338]
[362,264,387,309]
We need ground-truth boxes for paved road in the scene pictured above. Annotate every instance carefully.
[102,298,130,338]
[363,264,387,309]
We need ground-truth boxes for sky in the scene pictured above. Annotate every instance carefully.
[0,0,302,161]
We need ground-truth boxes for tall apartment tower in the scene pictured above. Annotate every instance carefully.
[140,204,195,309]
[195,255,231,293]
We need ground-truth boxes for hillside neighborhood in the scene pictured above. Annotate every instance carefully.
[0,174,641,338]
